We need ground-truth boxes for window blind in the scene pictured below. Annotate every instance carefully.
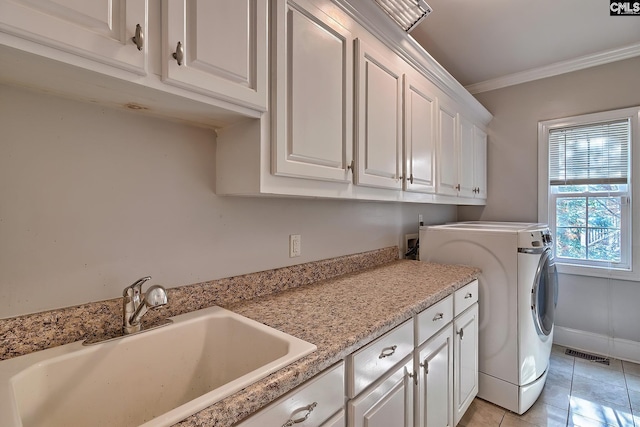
[549,119,630,185]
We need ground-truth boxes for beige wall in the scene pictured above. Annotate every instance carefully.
[459,56,640,344]
[0,84,456,319]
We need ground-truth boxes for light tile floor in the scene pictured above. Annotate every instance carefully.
[459,345,640,427]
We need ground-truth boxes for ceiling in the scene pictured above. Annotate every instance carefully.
[408,0,640,93]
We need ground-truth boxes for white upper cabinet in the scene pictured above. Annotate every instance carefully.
[354,38,403,190]
[0,0,148,74]
[458,116,476,198]
[271,0,353,183]
[458,115,488,200]
[162,0,268,110]
[473,127,488,199]
[404,72,437,194]
[436,99,459,197]
[436,105,488,201]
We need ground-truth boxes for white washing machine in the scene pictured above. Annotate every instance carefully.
[420,222,558,414]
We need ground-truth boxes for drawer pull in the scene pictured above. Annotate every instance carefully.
[282,402,317,426]
[465,292,473,299]
[432,312,444,321]
[379,345,398,359]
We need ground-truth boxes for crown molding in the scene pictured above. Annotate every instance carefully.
[465,42,640,95]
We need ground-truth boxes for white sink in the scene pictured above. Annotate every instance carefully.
[0,306,316,427]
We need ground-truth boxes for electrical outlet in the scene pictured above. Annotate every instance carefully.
[289,234,301,258]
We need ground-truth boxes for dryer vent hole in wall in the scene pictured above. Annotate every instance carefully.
[565,348,610,365]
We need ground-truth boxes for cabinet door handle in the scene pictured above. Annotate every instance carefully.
[408,370,418,385]
[455,184,461,191]
[379,345,398,359]
[457,327,464,340]
[282,402,317,426]
[132,23,144,51]
[409,174,414,184]
[347,160,354,173]
[432,312,444,321]
[465,292,473,299]
[173,41,184,66]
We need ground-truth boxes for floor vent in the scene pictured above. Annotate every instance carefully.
[565,348,610,365]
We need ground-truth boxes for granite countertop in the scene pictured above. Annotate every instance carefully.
[176,260,480,427]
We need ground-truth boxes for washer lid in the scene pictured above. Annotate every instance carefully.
[422,221,548,233]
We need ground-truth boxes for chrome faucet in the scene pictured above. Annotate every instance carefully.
[122,276,168,334]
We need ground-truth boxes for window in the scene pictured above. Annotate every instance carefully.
[538,107,640,279]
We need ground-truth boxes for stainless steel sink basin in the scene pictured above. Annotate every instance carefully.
[0,306,316,427]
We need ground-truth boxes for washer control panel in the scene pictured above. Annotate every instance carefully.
[518,228,552,249]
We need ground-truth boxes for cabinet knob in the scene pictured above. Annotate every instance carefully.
[173,41,184,66]
[455,184,461,191]
[465,292,473,299]
[457,327,464,340]
[408,370,418,385]
[347,160,354,173]
[409,174,414,184]
[132,24,144,51]
[282,402,317,426]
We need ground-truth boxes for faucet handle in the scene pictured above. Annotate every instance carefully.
[123,276,152,297]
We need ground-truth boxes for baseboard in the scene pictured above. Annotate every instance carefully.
[554,326,640,364]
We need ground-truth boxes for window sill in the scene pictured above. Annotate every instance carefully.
[556,262,640,282]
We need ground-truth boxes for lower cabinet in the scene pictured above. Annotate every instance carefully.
[416,326,454,427]
[453,303,479,425]
[348,356,414,427]
[235,280,478,427]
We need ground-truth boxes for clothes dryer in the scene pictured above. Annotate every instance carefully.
[420,222,558,414]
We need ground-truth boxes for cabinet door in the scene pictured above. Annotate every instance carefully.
[0,0,147,74]
[417,327,454,427]
[473,127,487,199]
[458,116,475,198]
[349,358,414,427]
[453,304,479,425]
[436,100,458,196]
[354,38,403,190]
[162,0,267,110]
[404,73,436,194]
[271,0,353,183]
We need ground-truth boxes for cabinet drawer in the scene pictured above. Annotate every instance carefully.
[347,319,413,398]
[416,295,453,346]
[454,280,478,316]
[236,362,345,427]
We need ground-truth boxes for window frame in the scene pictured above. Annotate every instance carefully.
[538,106,640,281]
